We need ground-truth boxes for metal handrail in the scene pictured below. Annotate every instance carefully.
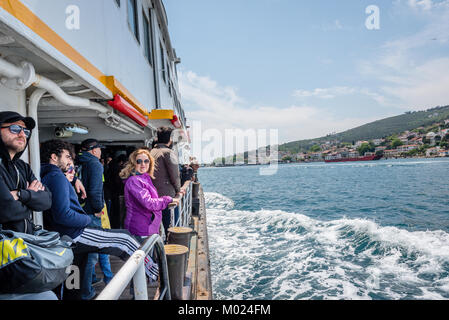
[169,181,193,228]
[96,180,194,300]
[96,234,171,300]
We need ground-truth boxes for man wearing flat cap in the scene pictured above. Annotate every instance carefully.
[0,111,52,234]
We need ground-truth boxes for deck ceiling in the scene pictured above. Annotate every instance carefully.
[0,27,151,144]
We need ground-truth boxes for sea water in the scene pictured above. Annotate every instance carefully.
[199,158,449,300]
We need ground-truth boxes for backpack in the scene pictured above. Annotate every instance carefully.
[0,228,74,294]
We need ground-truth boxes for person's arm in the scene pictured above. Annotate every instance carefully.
[73,178,87,199]
[164,151,181,194]
[0,175,31,224]
[85,161,104,213]
[126,178,173,213]
[18,164,52,212]
[17,187,52,212]
[46,173,91,228]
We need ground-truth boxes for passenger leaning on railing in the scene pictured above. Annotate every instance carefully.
[40,140,159,300]
[150,127,185,235]
[120,148,178,240]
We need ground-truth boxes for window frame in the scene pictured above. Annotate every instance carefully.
[160,42,167,83]
[142,9,153,66]
[127,0,140,44]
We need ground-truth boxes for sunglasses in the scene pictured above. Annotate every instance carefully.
[136,159,150,165]
[66,166,75,174]
[1,124,31,138]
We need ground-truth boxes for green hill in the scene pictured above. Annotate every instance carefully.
[279,105,449,153]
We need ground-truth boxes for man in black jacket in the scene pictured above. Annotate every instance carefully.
[0,111,52,234]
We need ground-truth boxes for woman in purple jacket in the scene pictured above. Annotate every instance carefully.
[120,148,176,238]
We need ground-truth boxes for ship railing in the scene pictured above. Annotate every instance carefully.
[96,234,171,300]
[169,180,193,228]
[96,180,194,300]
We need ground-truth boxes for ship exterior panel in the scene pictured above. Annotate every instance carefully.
[7,0,184,124]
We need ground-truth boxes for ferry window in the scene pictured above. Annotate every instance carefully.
[127,0,140,43]
[143,11,153,66]
[167,61,171,80]
[160,43,166,83]
[114,0,120,7]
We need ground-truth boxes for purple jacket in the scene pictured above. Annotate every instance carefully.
[124,173,172,236]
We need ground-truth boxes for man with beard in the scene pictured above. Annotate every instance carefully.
[40,140,91,237]
[0,111,52,233]
[40,140,158,300]
[0,111,54,299]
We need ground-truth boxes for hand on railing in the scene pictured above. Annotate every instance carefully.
[168,197,180,208]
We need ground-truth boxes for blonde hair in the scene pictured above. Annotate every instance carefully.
[119,148,155,179]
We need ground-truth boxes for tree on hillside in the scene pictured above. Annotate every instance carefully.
[357,142,375,156]
[443,134,449,142]
[309,145,321,152]
[391,139,403,149]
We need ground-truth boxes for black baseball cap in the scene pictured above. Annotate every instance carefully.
[0,111,36,130]
[81,138,105,151]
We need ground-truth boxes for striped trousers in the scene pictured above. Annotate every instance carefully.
[73,227,159,281]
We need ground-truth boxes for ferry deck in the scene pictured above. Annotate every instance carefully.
[0,0,212,300]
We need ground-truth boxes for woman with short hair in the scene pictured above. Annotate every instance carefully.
[120,148,176,238]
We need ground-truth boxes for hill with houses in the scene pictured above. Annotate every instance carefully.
[212,105,449,165]
[279,105,449,154]
[278,105,449,163]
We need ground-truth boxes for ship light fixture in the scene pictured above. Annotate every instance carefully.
[64,123,89,134]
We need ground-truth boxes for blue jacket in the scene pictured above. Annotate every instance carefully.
[77,151,104,215]
[41,163,91,239]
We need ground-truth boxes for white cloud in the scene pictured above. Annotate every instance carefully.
[293,86,357,99]
[179,70,374,162]
[358,2,449,110]
[380,58,449,108]
[408,0,433,10]
[335,20,343,30]
[405,0,449,10]
[293,86,389,106]
[318,19,346,32]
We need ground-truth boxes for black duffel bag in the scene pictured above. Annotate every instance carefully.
[0,228,74,294]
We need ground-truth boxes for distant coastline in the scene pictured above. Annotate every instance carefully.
[211,108,449,167]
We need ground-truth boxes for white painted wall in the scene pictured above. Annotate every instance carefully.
[20,0,182,113]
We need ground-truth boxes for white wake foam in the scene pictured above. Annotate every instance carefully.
[205,195,449,300]
[204,192,235,210]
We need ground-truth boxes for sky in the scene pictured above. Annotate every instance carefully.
[163,0,449,162]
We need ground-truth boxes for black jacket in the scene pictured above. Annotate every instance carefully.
[77,151,104,215]
[0,115,52,234]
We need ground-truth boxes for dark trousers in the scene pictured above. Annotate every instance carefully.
[162,207,179,241]
[58,227,159,299]
[53,252,88,300]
